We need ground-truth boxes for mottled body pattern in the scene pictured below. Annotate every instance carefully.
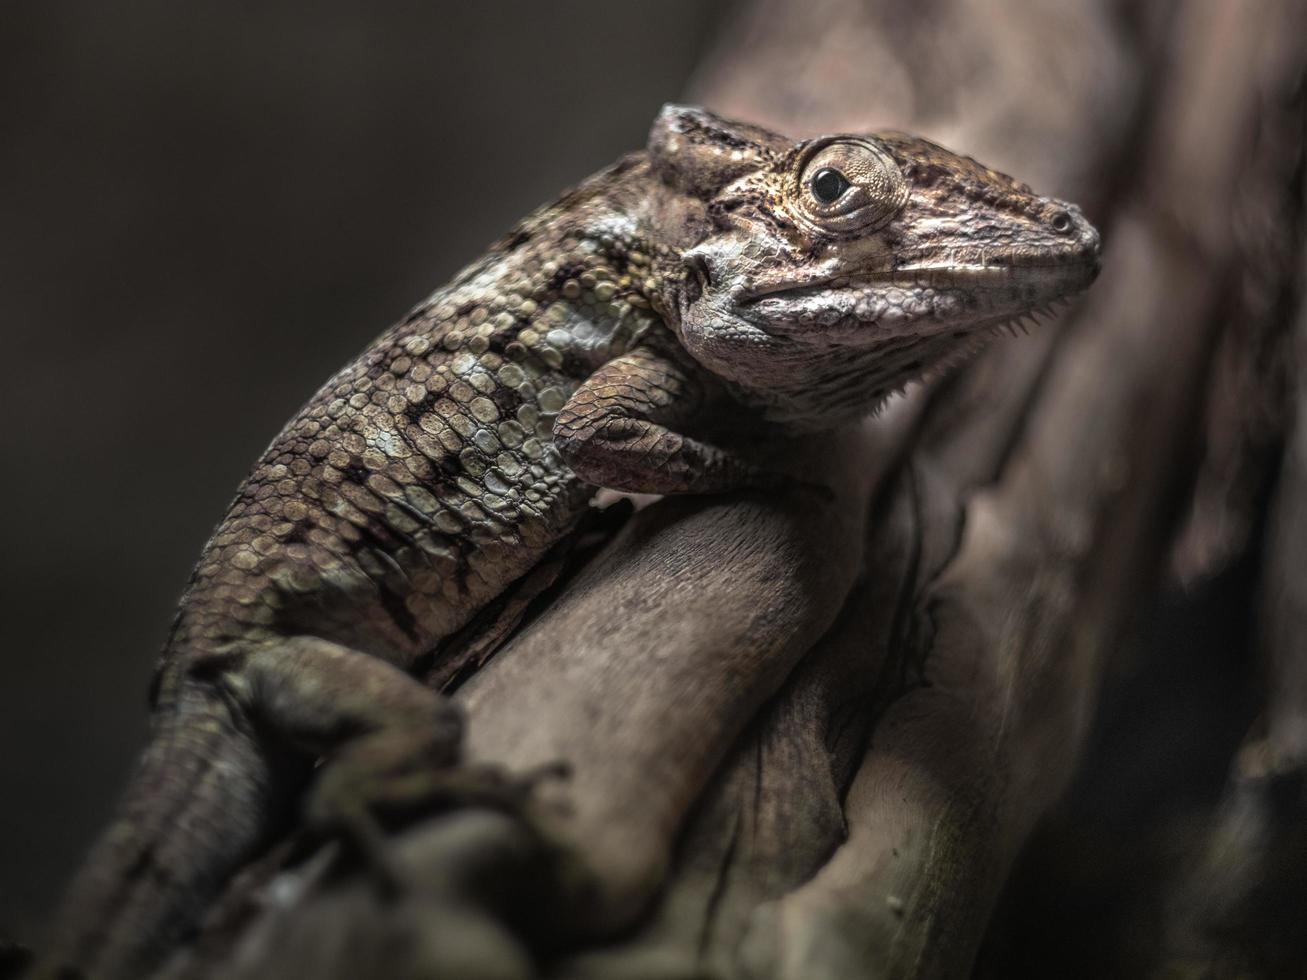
[46,106,1099,979]
[167,159,667,676]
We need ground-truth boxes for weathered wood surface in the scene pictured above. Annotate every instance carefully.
[156,1,1307,978]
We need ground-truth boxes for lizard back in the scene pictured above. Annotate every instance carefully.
[164,156,667,676]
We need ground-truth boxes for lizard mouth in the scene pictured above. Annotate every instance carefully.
[737,252,1099,340]
[735,246,1099,303]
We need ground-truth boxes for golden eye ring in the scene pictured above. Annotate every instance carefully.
[794,138,908,235]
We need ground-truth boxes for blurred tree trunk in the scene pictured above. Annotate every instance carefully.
[155,1,1307,978]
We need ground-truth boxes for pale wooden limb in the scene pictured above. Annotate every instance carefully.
[457,424,884,934]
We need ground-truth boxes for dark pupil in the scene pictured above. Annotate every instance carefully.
[811,167,851,204]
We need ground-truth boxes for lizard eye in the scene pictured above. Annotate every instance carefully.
[796,138,908,235]
[810,168,851,204]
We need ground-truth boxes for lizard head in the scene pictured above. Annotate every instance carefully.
[646,104,1101,427]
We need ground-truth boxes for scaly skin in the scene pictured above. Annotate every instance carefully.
[45,105,1099,978]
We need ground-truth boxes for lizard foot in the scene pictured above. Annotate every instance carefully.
[306,750,570,898]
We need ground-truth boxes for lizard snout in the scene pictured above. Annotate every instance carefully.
[1049,202,1101,260]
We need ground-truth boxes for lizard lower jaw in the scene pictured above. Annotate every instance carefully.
[744,256,1097,299]
[743,262,1096,341]
[732,237,1100,302]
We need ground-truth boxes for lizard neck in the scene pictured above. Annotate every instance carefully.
[163,170,675,670]
[414,173,673,376]
[721,328,989,430]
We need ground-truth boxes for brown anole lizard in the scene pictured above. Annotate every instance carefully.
[44,104,1099,978]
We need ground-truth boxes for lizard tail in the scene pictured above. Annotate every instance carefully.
[47,683,301,979]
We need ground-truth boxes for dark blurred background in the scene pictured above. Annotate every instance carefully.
[0,1,723,939]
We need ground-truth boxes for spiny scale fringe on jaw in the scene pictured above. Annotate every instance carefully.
[905,296,1074,400]
[917,332,1004,394]
[1001,300,1063,338]
[786,294,1077,423]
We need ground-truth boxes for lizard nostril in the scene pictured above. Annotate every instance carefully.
[1050,210,1073,234]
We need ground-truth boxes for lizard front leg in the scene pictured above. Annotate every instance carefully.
[553,346,778,496]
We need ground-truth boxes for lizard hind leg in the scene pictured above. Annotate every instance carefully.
[242,636,542,896]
